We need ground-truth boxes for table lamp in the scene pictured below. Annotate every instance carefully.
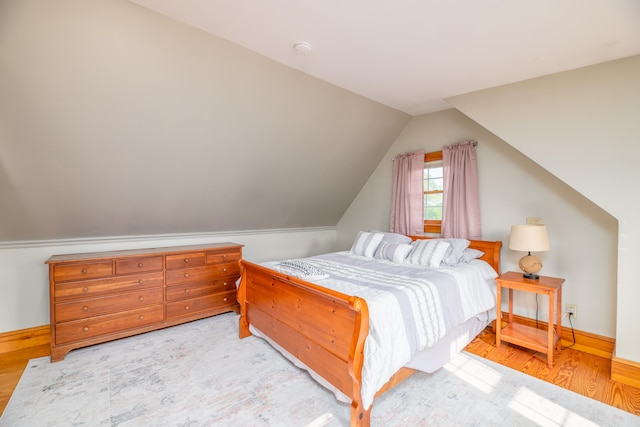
[509,224,550,279]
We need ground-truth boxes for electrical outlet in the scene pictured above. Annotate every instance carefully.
[566,304,578,319]
[526,217,543,225]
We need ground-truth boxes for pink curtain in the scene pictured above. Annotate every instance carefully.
[442,141,481,239]
[390,150,424,235]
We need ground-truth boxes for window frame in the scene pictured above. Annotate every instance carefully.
[424,151,443,234]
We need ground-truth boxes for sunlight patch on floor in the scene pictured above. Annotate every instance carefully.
[304,412,335,427]
[508,386,600,427]
[443,352,502,393]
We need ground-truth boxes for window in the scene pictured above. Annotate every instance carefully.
[424,151,443,233]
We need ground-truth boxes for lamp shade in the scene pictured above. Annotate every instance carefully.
[509,224,550,252]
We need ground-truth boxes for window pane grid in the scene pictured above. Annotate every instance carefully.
[424,163,443,221]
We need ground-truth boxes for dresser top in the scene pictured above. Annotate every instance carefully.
[45,242,243,264]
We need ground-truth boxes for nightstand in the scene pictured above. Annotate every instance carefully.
[495,271,565,368]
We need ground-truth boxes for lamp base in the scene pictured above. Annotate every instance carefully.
[518,254,543,279]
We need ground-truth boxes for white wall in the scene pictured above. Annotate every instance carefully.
[337,109,617,338]
[0,228,336,333]
[448,55,640,362]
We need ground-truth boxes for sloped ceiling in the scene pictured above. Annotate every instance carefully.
[128,0,640,116]
[0,0,409,242]
[2,0,639,243]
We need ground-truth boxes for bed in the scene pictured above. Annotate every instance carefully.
[237,233,501,426]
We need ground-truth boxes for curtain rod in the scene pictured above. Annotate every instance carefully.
[392,141,477,161]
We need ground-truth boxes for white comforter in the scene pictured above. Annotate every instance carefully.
[263,251,498,410]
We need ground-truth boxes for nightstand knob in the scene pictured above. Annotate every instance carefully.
[138,296,144,302]
[82,287,89,293]
[184,258,189,263]
[82,306,89,312]
[83,326,89,332]
[138,263,144,268]
[139,315,144,320]
[81,268,87,274]
[223,297,228,302]
[184,305,190,310]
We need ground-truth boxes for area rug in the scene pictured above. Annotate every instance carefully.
[1,313,638,426]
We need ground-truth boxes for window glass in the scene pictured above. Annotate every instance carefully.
[424,161,443,221]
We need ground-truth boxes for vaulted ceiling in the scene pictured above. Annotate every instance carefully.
[129,0,640,115]
[1,0,639,242]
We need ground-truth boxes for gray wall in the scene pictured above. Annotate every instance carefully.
[0,0,409,242]
[337,109,617,341]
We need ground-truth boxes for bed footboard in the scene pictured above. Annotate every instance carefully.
[237,260,371,426]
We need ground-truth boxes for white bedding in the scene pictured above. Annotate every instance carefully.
[262,251,498,410]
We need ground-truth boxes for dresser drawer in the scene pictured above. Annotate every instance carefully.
[207,248,241,265]
[54,305,164,345]
[166,279,235,302]
[55,287,164,322]
[54,272,164,301]
[166,291,237,320]
[115,256,163,275]
[53,261,113,282]
[165,252,206,270]
[165,264,239,286]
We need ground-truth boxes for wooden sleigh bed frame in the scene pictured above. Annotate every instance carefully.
[237,237,502,426]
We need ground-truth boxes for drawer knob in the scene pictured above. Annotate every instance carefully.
[139,296,144,302]
[138,279,143,284]
[184,273,189,278]
[184,289,189,293]
[223,282,228,287]
[82,287,89,293]
[222,254,227,258]
[81,268,88,274]
[82,306,89,312]
[139,315,144,320]
[184,258,189,263]
[138,263,144,268]
[223,297,228,302]
[83,326,89,332]
[223,268,227,272]
[184,305,190,310]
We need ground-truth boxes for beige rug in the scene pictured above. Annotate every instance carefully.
[1,313,638,426]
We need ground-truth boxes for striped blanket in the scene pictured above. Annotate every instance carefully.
[266,251,497,409]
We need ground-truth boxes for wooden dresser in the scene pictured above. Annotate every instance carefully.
[46,242,242,362]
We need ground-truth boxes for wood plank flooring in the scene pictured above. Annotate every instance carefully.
[465,328,640,416]
[1,330,639,417]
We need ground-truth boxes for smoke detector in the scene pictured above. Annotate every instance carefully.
[293,42,312,55]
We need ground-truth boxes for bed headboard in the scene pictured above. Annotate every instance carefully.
[409,235,502,274]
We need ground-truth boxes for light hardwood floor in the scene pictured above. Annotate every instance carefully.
[465,328,640,416]
[1,331,639,417]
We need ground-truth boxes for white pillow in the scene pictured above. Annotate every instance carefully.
[440,238,471,265]
[369,230,412,245]
[350,231,384,258]
[460,248,484,263]
[405,239,451,268]
[374,242,413,263]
